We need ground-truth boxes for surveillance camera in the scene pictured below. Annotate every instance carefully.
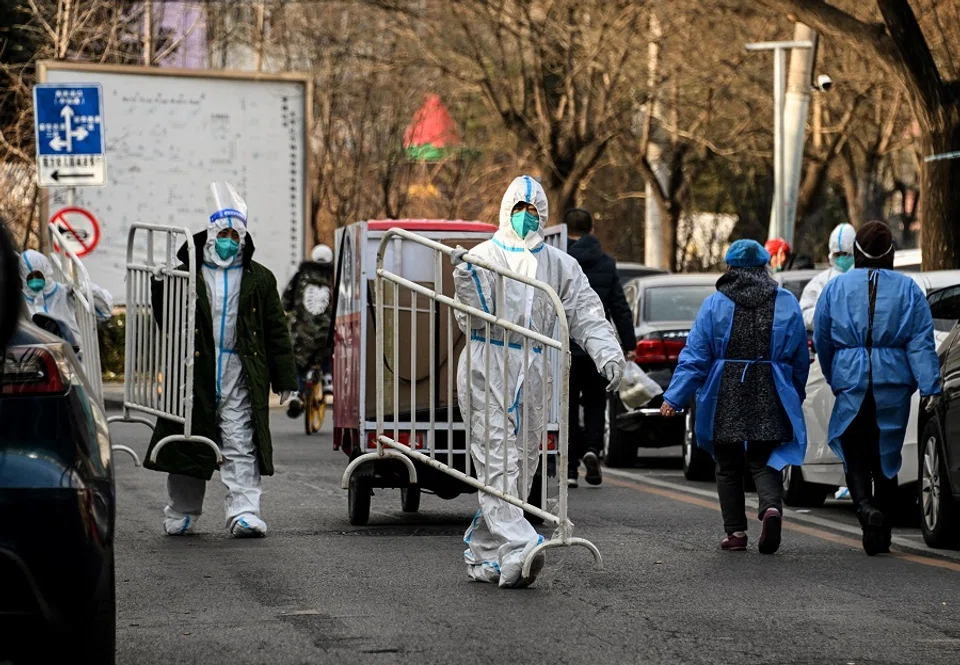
[815,74,833,92]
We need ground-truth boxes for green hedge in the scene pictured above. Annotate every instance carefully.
[98,313,125,380]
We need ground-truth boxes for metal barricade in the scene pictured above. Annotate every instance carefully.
[106,223,221,467]
[47,223,141,465]
[341,227,602,578]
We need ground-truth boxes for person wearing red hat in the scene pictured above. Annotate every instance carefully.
[765,237,814,272]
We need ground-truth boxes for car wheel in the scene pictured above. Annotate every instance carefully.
[348,475,371,526]
[400,485,421,513]
[782,465,828,508]
[682,406,714,481]
[920,421,960,549]
[604,395,636,468]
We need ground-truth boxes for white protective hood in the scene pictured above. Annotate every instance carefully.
[205,181,248,268]
[828,223,856,270]
[492,175,549,274]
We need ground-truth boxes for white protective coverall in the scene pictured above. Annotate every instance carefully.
[164,182,269,538]
[453,175,624,588]
[19,250,82,347]
[799,223,856,330]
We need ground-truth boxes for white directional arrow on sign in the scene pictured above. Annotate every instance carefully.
[48,105,90,153]
[61,105,75,152]
[49,134,68,151]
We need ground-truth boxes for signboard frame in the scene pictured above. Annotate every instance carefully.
[36,59,316,264]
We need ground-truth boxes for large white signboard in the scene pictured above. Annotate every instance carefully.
[40,62,311,302]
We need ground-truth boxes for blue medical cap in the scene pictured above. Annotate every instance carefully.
[725,239,770,268]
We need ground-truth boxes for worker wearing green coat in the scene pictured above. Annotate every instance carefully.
[145,182,298,538]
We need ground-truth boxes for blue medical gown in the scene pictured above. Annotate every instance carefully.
[813,269,940,478]
[663,289,810,470]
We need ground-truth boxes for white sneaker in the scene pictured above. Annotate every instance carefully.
[164,514,197,536]
[230,514,267,538]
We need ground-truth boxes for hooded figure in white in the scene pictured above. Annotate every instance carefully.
[164,182,287,538]
[452,175,625,588]
[19,249,82,348]
[799,223,856,331]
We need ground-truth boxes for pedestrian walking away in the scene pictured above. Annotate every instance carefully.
[450,175,624,588]
[661,239,810,554]
[282,243,334,418]
[799,222,856,331]
[813,220,940,556]
[144,181,298,539]
[565,208,637,488]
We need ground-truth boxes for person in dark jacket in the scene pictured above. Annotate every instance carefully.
[661,240,809,554]
[565,208,637,487]
[145,182,298,538]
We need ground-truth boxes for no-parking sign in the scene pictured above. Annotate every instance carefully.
[50,206,100,257]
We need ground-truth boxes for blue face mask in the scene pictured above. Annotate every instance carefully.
[835,254,854,273]
[27,277,45,292]
[510,210,540,239]
[215,237,240,260]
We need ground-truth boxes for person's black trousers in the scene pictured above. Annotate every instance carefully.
[840,389,898,525]
[714,442,783,533]
[568,354,609,474]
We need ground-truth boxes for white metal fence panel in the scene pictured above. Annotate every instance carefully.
[341,227,601,578]
[46,223,104,406]
[106,223,221,466]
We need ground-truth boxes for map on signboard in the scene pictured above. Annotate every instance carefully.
[42,66,308,303]
[33,83,107,187]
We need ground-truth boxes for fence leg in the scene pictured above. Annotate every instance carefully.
[340,450,418,491]
[111,445,142,467]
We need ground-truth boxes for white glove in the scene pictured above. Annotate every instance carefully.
[450,246,468,266]
[602,361,624,392]
[279,390,291,405]
[924,394,941,413]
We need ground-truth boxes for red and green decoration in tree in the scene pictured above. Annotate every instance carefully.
[403,94,463,162]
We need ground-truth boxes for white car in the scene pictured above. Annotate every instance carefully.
[783,270,960,509]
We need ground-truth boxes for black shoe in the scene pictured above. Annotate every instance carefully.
[858,504,885,556]
[583,451,603,486]
[567,471,579,488]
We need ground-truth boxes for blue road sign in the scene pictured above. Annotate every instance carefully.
[33,83,107,187]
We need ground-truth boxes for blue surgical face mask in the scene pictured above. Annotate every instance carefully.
[27,277,45,292]
[510,210,539,239]
[835,254,854,273]
[215,237,240,260]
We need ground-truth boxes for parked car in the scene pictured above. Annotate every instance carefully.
[0,317,116,664]
[773,268,821,302]
[918,283,960,548]
[785,270,960,512]
[894,248,922,272]
[616,262,668,284]
[605,273,720,467]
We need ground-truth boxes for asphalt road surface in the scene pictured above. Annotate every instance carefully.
[110,407,960,665]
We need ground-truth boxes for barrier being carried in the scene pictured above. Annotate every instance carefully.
[106,223,221,467]
[341,227,602,579]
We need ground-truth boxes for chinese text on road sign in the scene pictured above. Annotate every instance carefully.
[33,83,107,187]
[50,207,101,258]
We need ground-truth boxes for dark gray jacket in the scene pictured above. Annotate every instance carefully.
[567,235,636,357]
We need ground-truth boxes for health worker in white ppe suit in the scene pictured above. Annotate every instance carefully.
[799,223,856,331]
[19,249,83,348]
[451,175,625,589]
[146,182,298,538]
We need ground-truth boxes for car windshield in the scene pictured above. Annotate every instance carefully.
[643,285,715,322]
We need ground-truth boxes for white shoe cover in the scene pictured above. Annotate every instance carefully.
[230,514,267,538]
[498,535,545,589]
[466,562,501,584]
[164,514,197,536]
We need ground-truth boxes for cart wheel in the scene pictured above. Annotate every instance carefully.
[401,485,421,513]
[348,475,371,526]
[304,383,326,435]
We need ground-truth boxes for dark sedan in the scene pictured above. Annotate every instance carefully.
[0,318,116,663]
[917,283,960,549]
[605,273,719,467]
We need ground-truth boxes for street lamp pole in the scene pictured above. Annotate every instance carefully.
[745,40,814,244]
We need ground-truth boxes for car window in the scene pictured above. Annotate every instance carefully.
[928,285,960,332]
[780,278,812,300]
[642,285,715,323]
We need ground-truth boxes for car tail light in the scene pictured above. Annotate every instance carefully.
[367,431,425,449]
[635,335,687,365]
[663,339,685,362]
[539,433,557,451]
[1,345,65,395]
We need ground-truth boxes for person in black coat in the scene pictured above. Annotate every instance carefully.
[565,209,637,487]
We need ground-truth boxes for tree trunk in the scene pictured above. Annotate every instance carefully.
[918,105,960,269]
